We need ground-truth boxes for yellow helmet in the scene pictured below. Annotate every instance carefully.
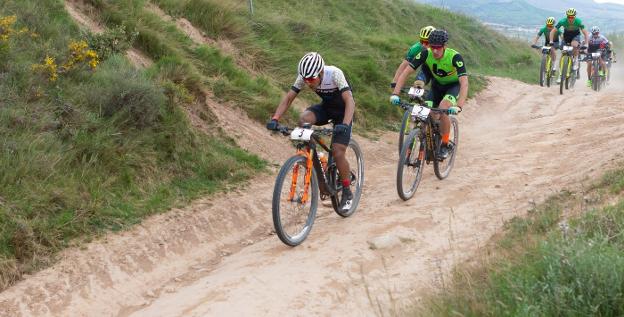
[546,17,555,25]
[566,8,576,16]
[419,25,436,40]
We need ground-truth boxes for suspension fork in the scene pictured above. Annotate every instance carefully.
[288,148,313,204]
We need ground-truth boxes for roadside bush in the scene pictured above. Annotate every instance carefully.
[86,55,165,128]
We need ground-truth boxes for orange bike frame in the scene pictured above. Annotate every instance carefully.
[288,147,313,204]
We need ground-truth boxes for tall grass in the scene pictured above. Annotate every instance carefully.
[416,167,624,316]
[150,0,539,129]
[0,0,264,289]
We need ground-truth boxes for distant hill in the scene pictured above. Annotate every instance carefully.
[417,0,624,31]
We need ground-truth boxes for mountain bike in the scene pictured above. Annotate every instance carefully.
[271,123,364,246]
[532,44,556,87]
[397,87,428,154]
[559,44,577,94]
[586,49,607,91]
[395,89,459,201]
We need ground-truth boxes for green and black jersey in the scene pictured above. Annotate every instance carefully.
[405,42,425,63]
[555,17,585,35]
[538,26,560,44]
[408,48,467,85]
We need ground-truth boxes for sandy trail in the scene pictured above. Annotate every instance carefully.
[2,64,624,315]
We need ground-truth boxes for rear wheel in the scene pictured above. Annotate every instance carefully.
[331,139,364,217]
[272,155,318,246]
[397,109,411,154]
[434,116,459,180]
[396,129,425,201]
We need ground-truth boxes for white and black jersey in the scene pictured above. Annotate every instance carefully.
[291,66,352,108]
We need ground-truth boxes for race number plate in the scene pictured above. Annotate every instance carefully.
[408,87,425,98]
[411,105,431,121]
[290,127,314,141]
[592,52,601,58]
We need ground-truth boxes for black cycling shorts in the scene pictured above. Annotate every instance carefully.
[306,103,352,146]
[429,81,461,108]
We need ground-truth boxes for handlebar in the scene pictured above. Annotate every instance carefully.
[398,102,456,115]
[274,124,334,136]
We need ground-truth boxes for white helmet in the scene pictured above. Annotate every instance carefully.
[298,52,324,78]
[591,26,600,34]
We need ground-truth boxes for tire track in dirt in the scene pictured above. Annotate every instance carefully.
[2,72,624,316]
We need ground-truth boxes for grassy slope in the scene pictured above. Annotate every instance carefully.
[0,0,264,289]
[0,0,541,290]
[415,166,624,316]
[151,0,539,130]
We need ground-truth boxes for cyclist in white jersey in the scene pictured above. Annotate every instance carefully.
[266,52,356,211]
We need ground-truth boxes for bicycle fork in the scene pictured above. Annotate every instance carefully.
[288,149,313,204]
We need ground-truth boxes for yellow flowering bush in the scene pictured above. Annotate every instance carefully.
[0,15,28,42]
[32,40,100,82]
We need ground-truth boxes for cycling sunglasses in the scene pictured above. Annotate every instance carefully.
[430,44,444,49]
[303,76,319,83]
[420,40,429,45]
[567,15,575,19]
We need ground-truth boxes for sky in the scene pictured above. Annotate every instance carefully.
[594,0,624,4]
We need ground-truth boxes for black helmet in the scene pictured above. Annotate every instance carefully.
[428,30,449,46]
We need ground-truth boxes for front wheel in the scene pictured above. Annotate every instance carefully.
[592,60,600,91]
[539,54,547,87]
[560,55,569,95]
[397,109,411,154]
[272,155,318,246]
[331,139,364,217]
[396,129,425,201]
[434,116,459,180]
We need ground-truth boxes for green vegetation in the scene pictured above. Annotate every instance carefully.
[416,166,624,316]
[0,0,264,289]
[150,0,538,129]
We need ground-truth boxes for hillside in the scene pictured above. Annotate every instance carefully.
[0,0,543,293]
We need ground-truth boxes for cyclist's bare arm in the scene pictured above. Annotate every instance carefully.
[341,90,355,125]
[582,29,590,46]
[391,66,416,96]
[458,76,469,108]
[392,60,411,84]
[272,90,298,119]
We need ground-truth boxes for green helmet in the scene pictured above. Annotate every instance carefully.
[419,25,435,40]
[566,8,576,16]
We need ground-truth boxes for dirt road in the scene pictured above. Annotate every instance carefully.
[2,66,624,316]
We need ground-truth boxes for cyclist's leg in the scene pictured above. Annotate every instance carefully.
[300,103,328,127]
[436,84,460,145]
[551,41,559,69]
[571,34,581,61]
[328,109,352,184]
[587,47,594,80]
[413,66,432,88]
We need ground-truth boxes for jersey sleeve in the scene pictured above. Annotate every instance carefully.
[291,76,305,93]
[577,19,585,29]
[408,49,428,70]
[537,27,545,36]
[405,43,421,61]
[452,54,467,77]
[555,18,565,30]
[331,68,351,92]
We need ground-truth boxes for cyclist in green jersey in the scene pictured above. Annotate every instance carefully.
[391,25,435,89]
[390,30,468,159]
[532,17,561,73]
[550,8,589,71]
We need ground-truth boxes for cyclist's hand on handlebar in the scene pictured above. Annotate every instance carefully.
[390,94,401,105]
[266,118,279,131]
[333,123,349,136]
[448,106,462,115]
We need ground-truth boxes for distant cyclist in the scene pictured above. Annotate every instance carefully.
[532,17,561,73]
[391,25,435,89]
[586,26,610,87]
[550,8,589,74]
[390,30,468,159]
[266,52,356,211]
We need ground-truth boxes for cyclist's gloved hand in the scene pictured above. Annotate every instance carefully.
[390,82,397,88]
[448,106,462,115]
[390,94,400,105]
[334,123,350,136]
[266,118,279,131]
